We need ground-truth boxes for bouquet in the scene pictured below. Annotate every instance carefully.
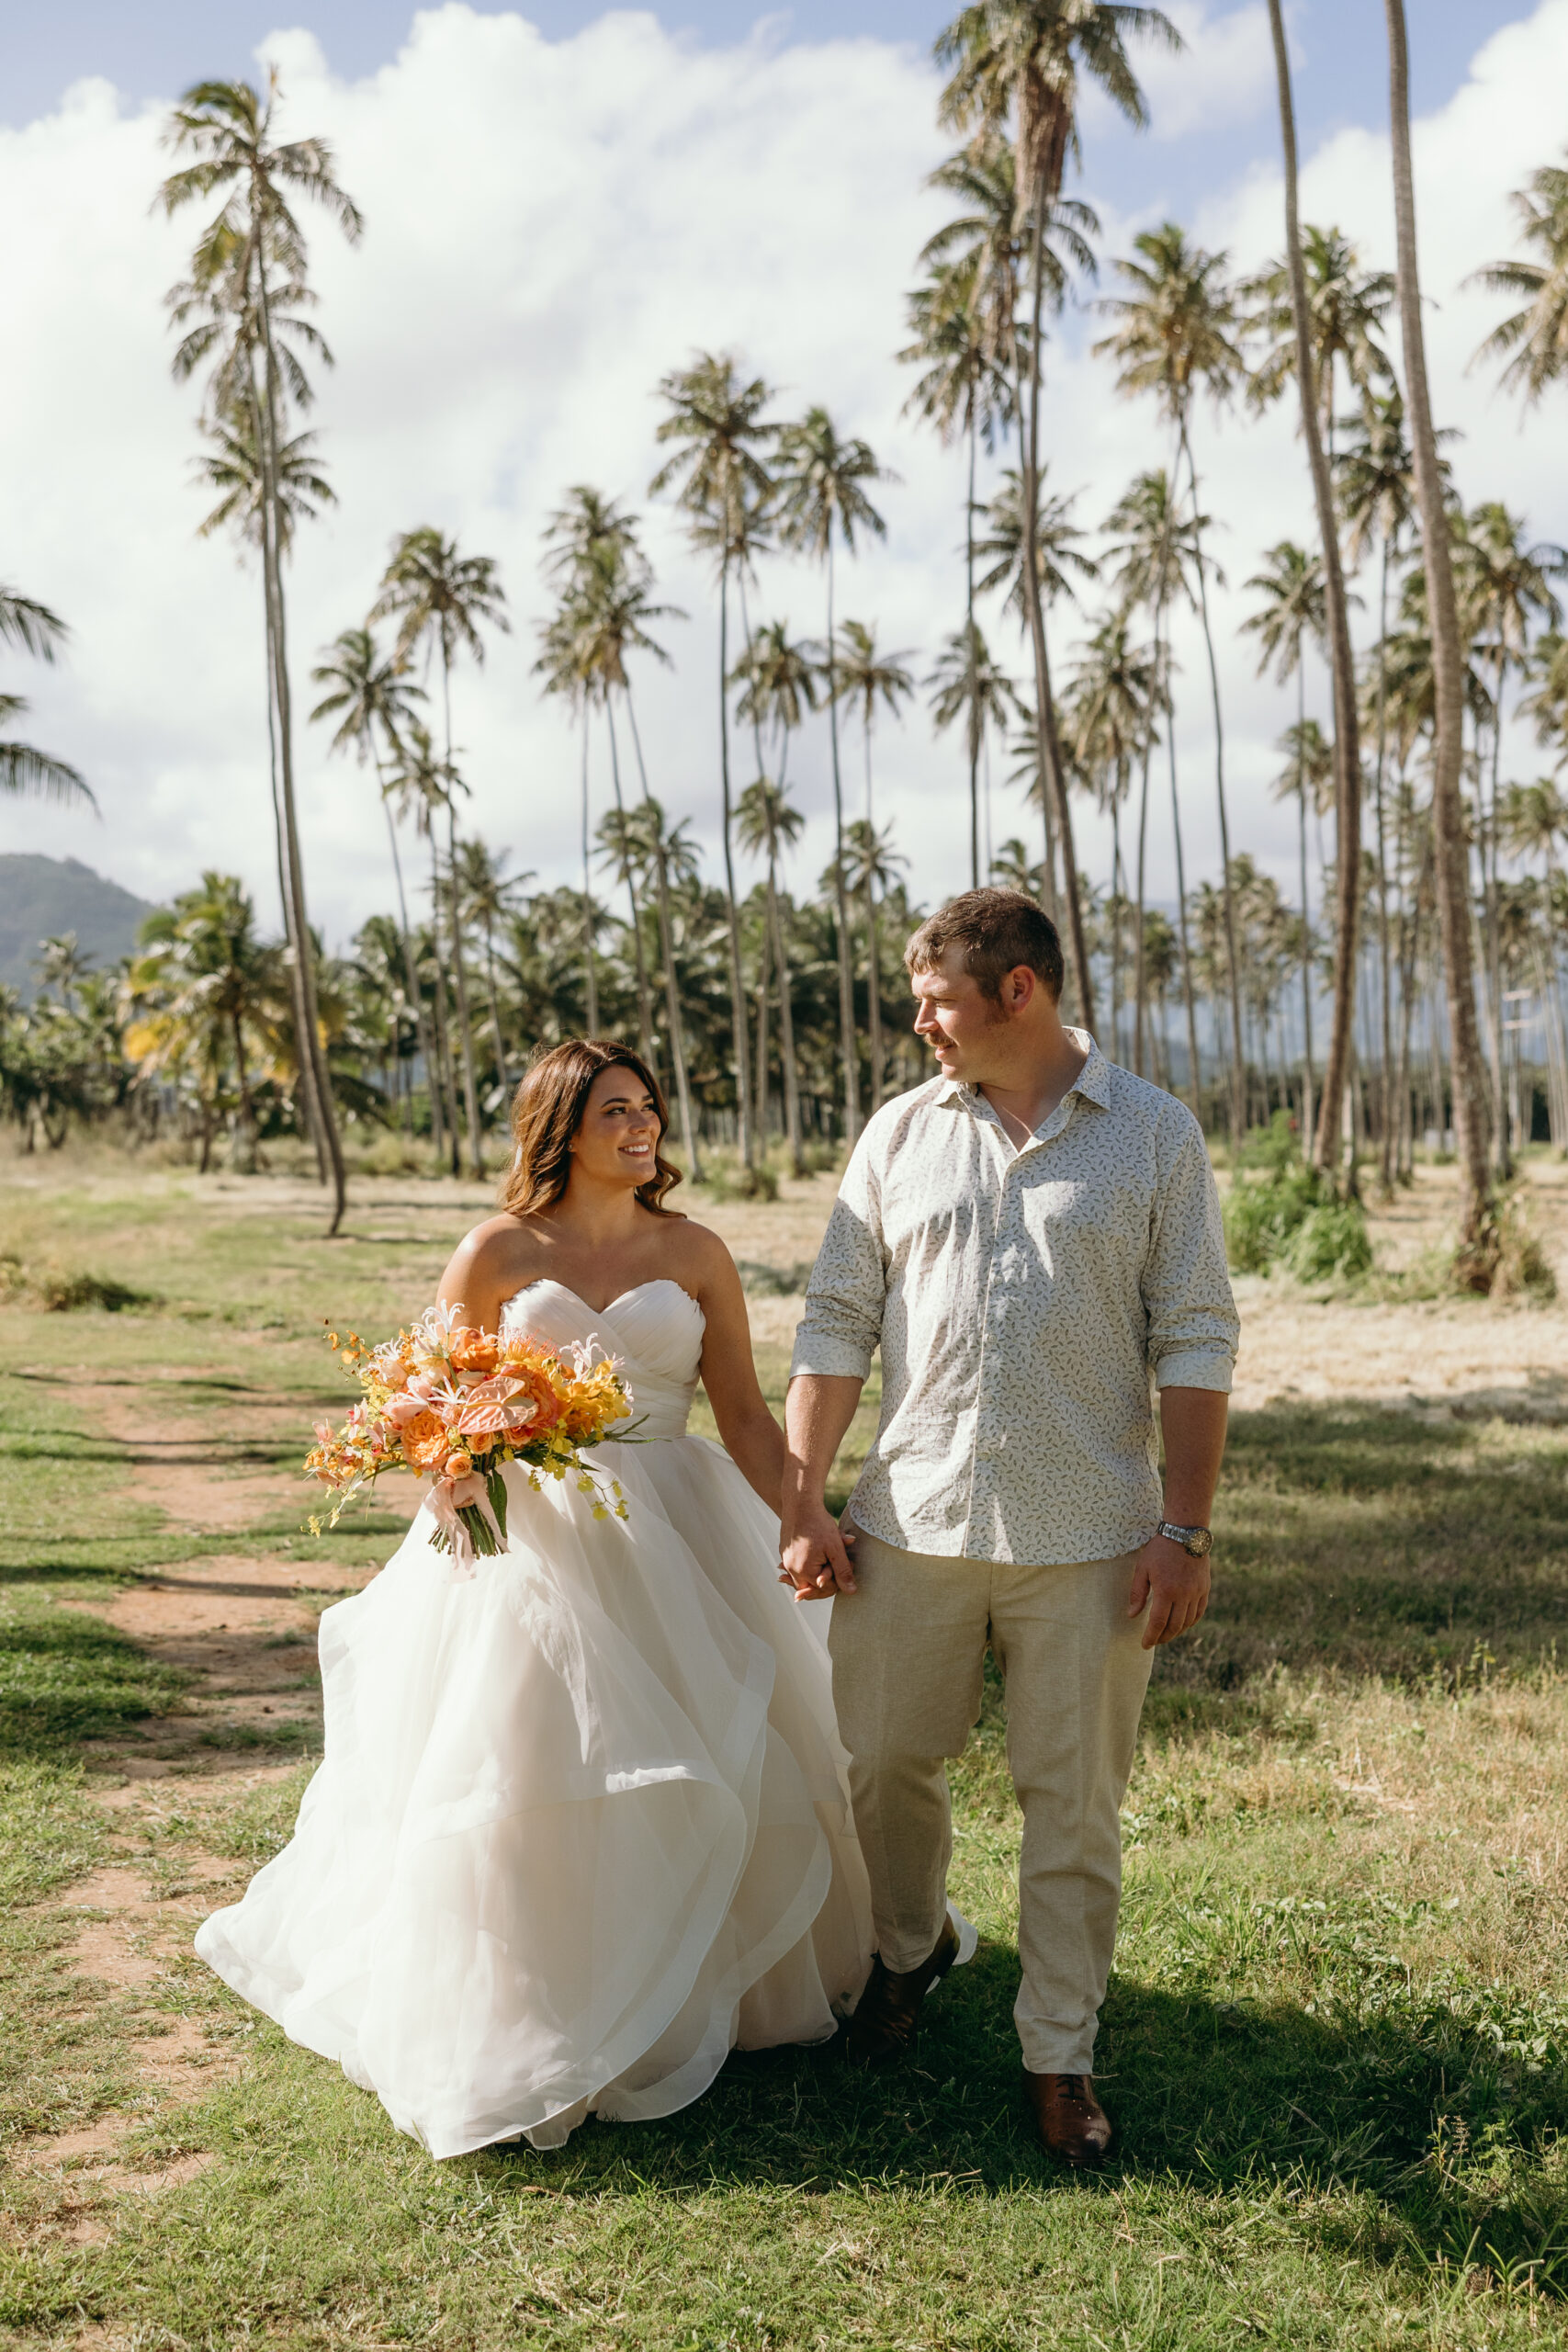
[305,1302,633,1573]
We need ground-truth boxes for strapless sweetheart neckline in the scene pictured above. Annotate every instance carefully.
[510,1274,703,1322]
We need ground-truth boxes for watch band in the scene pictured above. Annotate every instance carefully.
[1156,1521,1213,1556]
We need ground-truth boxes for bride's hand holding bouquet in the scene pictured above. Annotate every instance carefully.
[305,1300,632,1571]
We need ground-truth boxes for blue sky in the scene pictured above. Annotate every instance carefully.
[5,3,1530,195]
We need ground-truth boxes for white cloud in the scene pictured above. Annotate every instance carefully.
[3,0,1566,975]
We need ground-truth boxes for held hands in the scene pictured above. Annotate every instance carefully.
[1127,1532,1211,1649]
[778,1501,858,1602]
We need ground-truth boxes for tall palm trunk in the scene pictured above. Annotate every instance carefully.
[863,718,886,1111]
[753,914,772,1147]
[480,914,509,1101]
[1484,653,1512,1173]
[425,827,460,1167]
[1109,775,1126,1060]
[1268,0,1365,1189]
[1168,718,1203,1115]
[965,412,980,888]
[1133,697,1153,1075]
[824,544,861,1140]
[1021,201,1092,1026]
[767,863,805,1177]
[717,559,756,1165]
[1384,0,1495,1275]
[1295,718,1315,1150]
[624,689,702,1180]
[864,873,885,1113]
[437,659,484,1179]
[579,721,599,1033]
[1179,420,1247,1139]
[250,295,344,1231]
[375,757,439,1162]
[604,698,656,1072]
[1370,536,1395,1186]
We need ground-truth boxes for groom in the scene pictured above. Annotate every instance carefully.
[780,888,1237,2166]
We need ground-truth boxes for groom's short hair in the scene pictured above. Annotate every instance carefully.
[905,888,1065,1004]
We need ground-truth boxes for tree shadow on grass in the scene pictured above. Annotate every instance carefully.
[1177,1397,1568,1686]
[471,1940,1568,2290]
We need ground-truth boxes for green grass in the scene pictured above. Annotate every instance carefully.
[2,1166,1567,2346]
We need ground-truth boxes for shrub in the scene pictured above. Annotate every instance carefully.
[38,1269,156,1314]
[1223,1112,1373,1283]
[1285,1199,1374,1283]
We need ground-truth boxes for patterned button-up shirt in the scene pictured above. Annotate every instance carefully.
[789,1035,1238,1566]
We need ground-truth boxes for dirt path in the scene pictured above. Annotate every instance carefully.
[18,1383,378,2195]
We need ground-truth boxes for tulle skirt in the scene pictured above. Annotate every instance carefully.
[195,1435,874,2157]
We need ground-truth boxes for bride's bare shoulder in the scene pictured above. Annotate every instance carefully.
[437,1213,545,1314]
[657,1213,740,1295]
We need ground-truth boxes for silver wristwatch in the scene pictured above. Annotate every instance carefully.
[1156,1521,1213,1557]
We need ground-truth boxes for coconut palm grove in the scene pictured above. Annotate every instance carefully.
[4,5,1567,1283]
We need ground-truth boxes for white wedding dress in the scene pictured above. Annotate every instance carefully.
[195,1277,875,2159]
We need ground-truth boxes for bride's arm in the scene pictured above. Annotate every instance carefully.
[436,1216,528,1335]
[691,1234,788,1514]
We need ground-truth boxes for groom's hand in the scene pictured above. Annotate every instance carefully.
[779,1500,858,1600]
[1127,1533,1210,1649]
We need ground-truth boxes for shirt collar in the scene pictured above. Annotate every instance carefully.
[937,1029,1111,1133]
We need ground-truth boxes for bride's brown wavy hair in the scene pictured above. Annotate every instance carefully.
[499,1038,684,1219]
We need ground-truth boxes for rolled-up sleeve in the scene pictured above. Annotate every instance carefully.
[789,1138,887,1382]
[1145,1122,1239,1393]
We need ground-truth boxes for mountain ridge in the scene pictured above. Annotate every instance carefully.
[0,854,155,999]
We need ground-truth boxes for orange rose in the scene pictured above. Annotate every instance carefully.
[400,1408,454,1472]
[450,1327,499,1374]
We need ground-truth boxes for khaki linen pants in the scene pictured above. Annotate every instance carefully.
[829,1526,1155,2075]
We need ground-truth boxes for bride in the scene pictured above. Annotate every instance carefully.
[196,1039,874,2158]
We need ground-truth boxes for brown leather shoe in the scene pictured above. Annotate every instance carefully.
[844,1915,960,2064]
[1023,2070,1113,2167]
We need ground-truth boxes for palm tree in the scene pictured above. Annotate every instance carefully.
[1383,0,1494,1276]
[841,816,908,1111]
[454,836,532,1102]
[1454,501,1564,1173]
[973,468,1098,912]
[1243,222,1393,452]
[1466,153,1568,404]
[159,74,361,1233]
[564,535,686,1074]
[773,405,892,1144]
[730,622,819,784]
[900,258,996,889]
[651,354,777,1169]
[1241,541,1326,1140]
[1063,613,1156,1063]
[383,719,465,1156]
[309,626,438,1158]
[832,621,916,835]
[1501,776,1568,1146]
[936,0,1177,1034]
[538,486,701,1153]
[1336,387,1430,1183]
[1260,4,1372,1189]
[533,589,604,1040]
[1095,220,1247,1133]
[1100,469,1198,1091]
[929,622,1021,844]
[125,873,280,1171]
[907,134,1091,891]
[0,587,93,815]
[736,777,807,1172]
[371,527,508,1177]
